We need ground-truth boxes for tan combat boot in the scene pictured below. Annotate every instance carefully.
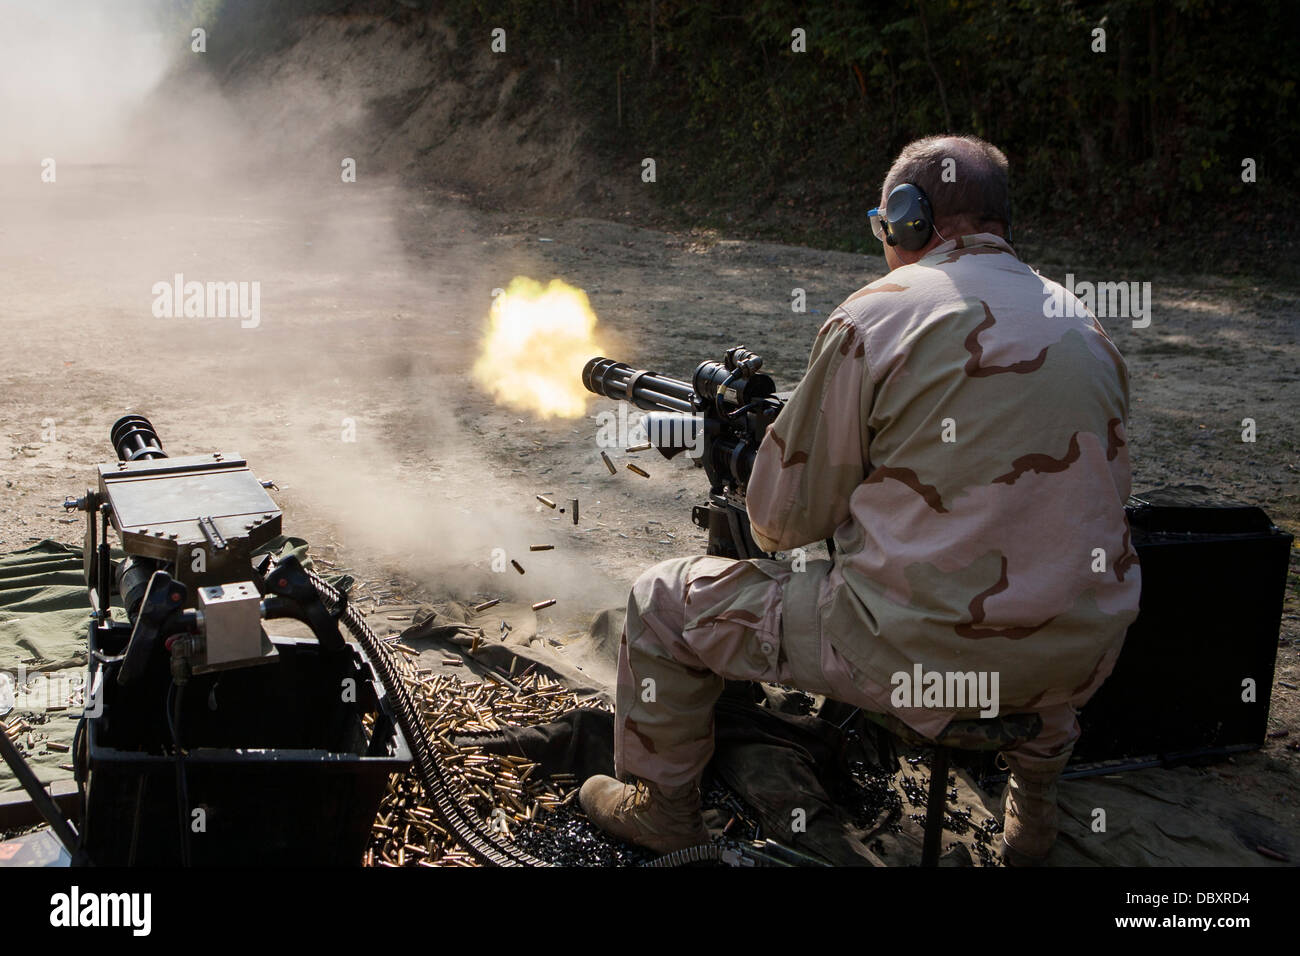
[579,775,710,854]
[999,750,1072,867]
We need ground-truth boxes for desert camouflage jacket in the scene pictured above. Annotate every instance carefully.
[748,233,1142,713]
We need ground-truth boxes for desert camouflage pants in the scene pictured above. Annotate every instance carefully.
[615,556,1080,788]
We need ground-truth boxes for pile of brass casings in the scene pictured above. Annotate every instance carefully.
[363,645,606,867]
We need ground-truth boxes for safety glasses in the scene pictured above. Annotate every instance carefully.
[867,207,887,242]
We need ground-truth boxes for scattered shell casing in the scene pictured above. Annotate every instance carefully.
[570,499,579,525]
[600,451,616,475]
[511,559,525,575]
[626,463,650,478]
[536,495,556,509]
[529,544,554,552]
[531,599,556,612]
[472,598,500,613]
[627,442,651,452]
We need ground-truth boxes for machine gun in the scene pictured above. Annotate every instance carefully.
[582,346,785,559]
[0,416,413,865]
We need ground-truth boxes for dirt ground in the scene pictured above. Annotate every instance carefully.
[1,166,1296,861]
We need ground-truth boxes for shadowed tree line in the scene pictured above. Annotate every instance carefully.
[168,0,1300,279]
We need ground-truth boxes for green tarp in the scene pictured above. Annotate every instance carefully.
[0,540,99,791]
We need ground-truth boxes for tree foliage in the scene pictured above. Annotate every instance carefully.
[447,0,1299,274]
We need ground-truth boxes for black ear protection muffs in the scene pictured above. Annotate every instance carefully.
[881,183,934,251]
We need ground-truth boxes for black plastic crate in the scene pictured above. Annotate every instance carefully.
[1072,486,1293,766]
[83,631,410,865]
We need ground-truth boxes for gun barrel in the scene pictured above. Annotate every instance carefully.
[582,357,695,414]
[110,415,166,462]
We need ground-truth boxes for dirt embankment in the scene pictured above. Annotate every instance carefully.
[185,8,650,221]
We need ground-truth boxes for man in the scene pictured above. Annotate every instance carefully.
[580,135,1141,866]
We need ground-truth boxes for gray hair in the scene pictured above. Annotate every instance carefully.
[882,135,1011,236]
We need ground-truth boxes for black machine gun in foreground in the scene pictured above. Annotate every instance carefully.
[0,416,424,865]
[42,415,413,865]
[583,347,785,560]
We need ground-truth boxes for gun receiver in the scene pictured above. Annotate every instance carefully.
[582,346,785,559]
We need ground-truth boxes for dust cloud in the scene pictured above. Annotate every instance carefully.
[0,0,626,612]
[0,0,168,166]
